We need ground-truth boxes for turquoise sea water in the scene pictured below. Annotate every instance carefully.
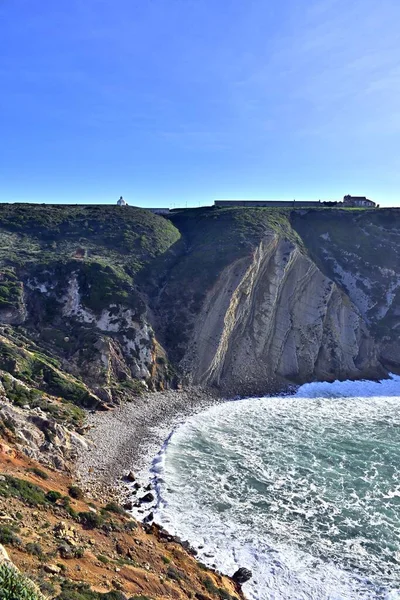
[153,376,400,600]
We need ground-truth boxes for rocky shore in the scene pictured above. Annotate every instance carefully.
[76,387,225,501]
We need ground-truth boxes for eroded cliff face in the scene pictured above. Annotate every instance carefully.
[291,209,400,374]
[181,233,381,396]
[0,204,397,402]
[28,269,166,396]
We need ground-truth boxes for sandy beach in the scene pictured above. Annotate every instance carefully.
[76,386,225,501]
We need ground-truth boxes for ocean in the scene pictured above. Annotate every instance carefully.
[152,376,400,600]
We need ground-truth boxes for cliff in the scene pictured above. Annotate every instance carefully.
[0,204,396,401]
[149,207,392,395]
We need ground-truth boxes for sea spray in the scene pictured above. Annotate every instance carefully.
[153,376,400,600]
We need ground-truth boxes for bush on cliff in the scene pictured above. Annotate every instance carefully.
[0,563,45,600]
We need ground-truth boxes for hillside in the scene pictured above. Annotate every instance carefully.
[0,204,181,408]
[0,439,242,600]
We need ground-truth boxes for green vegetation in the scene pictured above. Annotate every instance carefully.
[1,372,86,428]
[0,524,21,547]
[56,580,143,600]
[25,542,43,556]
[68,485,84,500]
[77,261,137,315]
[0,475,47,506]
[0,204,180,277]
[45,490,63,503]
[0,269,22,311]
[0,339,94,416]
[77,511,104,529]
[0,563,45,600]
[103,501,125,515]
[202,576,238,600]
[0,416,16,439]
[166,564,187,582]
[28,467,49,480]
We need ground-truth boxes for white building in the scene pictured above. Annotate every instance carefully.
[117,196,128,206]
[343,195,376,208]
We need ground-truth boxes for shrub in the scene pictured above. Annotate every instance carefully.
[66,505,78,519]
[68,485,84,500]
[202,576,236,600]
[56,580,128,599]
[0,475,47,506]
[0,563,45,599]
[78,511,103,529]
[124,520,137,531]
[166,565,186,581]
[28,467,49,480]
[25,542,43,556]
[75,546,85,559]
[103,502,125,515]
[45,490,62,503]
[0,524,21,547]
[40,580,55,596]
[101,519,122,533]
[57,542,82,559]
[0,417,16,438]
[60,495,71,508]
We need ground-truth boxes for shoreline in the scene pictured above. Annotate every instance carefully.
[76,386,228,501]
[76,386,252,598]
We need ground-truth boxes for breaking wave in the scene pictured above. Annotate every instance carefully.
[153,376,400,599]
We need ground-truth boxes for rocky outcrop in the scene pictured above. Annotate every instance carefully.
[0,399,89,471]
[232,568,252,585]
[21,266,171,401]
[182,234,381,395]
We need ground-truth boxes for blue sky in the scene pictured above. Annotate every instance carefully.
[1,0,400,207]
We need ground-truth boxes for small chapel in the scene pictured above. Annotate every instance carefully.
[117,196,128,206]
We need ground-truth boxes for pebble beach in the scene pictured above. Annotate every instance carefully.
[76,387,224,500]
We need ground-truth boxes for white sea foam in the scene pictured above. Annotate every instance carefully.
[153,375,400,600]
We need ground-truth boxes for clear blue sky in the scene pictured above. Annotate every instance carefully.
[1,0,400,207]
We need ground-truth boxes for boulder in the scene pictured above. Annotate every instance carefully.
[0,544,10,565]
[143,511,154,524]
[58,544,74,559]
[44,564,62,575]
[125,471,136,482]
[232,567,252,585]
[139,492,154,503]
